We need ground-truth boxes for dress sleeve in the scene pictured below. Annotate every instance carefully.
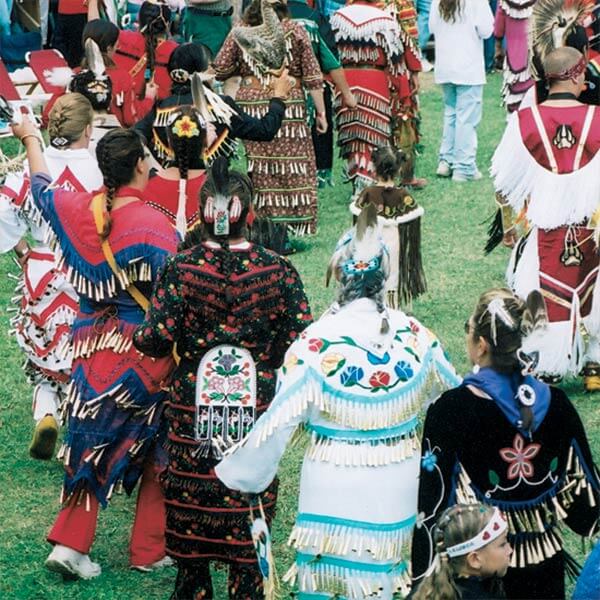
[133,256,185,358]
[227,95,286,141]
[559,394,600,537]
[214,33,242,80]
[296,23,324,90]
[494,3,506,39]
[269,259,313,369]
[475,0,494,40]
[411,393,461,582]
[216,342,313,493]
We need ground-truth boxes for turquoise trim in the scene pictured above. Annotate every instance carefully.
[305,415,418,441]
[296,553,408,574]
[296,513,416,533]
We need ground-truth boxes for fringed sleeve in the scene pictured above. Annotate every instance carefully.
[411,390,461,582]
[216,345,313,493]
[556,391,600,537]
[133,256,184,358]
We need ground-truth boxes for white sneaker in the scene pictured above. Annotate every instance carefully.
[436,160,452,177]
[131,555,175,573]
[421,58,434,73]
[45,544,101,579]
[452,170,483,182]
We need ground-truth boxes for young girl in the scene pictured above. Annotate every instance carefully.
[351,145,426,308]
[413,504,512,600]
[429,0,494,182]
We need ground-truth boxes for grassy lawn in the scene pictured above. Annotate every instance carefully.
[0,71,598,599]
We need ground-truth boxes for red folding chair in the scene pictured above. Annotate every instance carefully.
[26,49,70,95]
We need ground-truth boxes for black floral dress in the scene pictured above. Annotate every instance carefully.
[133,241,312,564]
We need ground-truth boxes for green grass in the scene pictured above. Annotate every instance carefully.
[0,72,598,599]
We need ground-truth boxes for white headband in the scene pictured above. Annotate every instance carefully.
[446,508,508,558]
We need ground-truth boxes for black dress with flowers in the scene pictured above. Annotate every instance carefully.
[411,385,600,600]
[133,241,312,564]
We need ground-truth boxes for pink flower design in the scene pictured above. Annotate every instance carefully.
[208,375,225,394]
[227,376,244,394]
[499,434,541,480]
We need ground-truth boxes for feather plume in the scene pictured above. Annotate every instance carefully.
[84,38,106,80]
[191,73,211,122]
[45,66,74,89]
[530,0,594,75]
[521,290,548,336]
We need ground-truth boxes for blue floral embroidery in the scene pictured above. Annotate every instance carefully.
[340,366,364,387]
[394,360,414,382]
[367,351,391,365]
[421,450,437,472]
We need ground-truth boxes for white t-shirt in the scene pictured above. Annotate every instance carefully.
[429,0,494,86]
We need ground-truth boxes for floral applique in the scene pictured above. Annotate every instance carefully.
[499,434,541,480]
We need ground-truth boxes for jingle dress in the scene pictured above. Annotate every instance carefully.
[491,102,600,378]
[0,148,102,423]
[214,19,323,235]
[217,299,459,599]
[31,174,178,506]
[133,242,311,563]
[411,380,600,599]
[330,1,408,188]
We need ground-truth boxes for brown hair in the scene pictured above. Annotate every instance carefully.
[95,129,146,240]
[413,504,500,600]
[48,93,94,149]
[439,0,463,23]
[243,0,288,25]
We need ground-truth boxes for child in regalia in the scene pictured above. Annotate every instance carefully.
[351,145,426,309]
[413,504,511,600]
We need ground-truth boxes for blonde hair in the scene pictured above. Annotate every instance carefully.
[48,93,94,149]
[413,504,498,600]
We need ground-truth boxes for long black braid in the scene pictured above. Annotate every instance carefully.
[138,1,171,99]
[96,129,146,240]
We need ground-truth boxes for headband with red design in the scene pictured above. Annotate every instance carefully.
[546,54,587,81]
[446,508,508,557]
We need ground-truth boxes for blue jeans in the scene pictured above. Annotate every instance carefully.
[484,0,498,71]
[439,84,483,177]
[416,0,432,50]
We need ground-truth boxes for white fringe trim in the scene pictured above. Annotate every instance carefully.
[491,115,600,228]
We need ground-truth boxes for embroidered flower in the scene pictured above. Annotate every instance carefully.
[394,360,414,382]
[369,370,391,389]
[367,351,391,365]
[308,338,325,352]
[207,375,225,394]
[321,353,345,376]
[500,434,541,480]
[409,320,420,334]
[340,365,364,387]
[172,115,200,138]
[421,449,437,472]
[218,353,236,371]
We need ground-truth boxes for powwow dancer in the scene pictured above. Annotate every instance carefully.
[350,145,426,309]
[385,0,426,188]
[216,206,459,600]
[412,504,512,600]
[491,47,600,389]
[133,158,312,599]
[411,288,600,599]
[10,119,179,577]
[214,0,326,238]
[0,94,102,460]
[134,43,290,169]
[142,105,207,236]
[494,0,536,112]
[330,0,409,191]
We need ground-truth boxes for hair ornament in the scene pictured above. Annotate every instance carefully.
[446,508,508,558]
[50,136,70,148]
[484,297,515,345]
[172,115,201,138]
[516,383,536,407]
[170,68,190,84]
[229,196,242,223]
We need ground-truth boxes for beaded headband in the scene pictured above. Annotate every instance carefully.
[446,508,508,557]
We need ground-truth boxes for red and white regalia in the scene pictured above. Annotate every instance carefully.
[492,102,600,377]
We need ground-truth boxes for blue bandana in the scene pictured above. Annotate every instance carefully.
[462,367,551,434]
